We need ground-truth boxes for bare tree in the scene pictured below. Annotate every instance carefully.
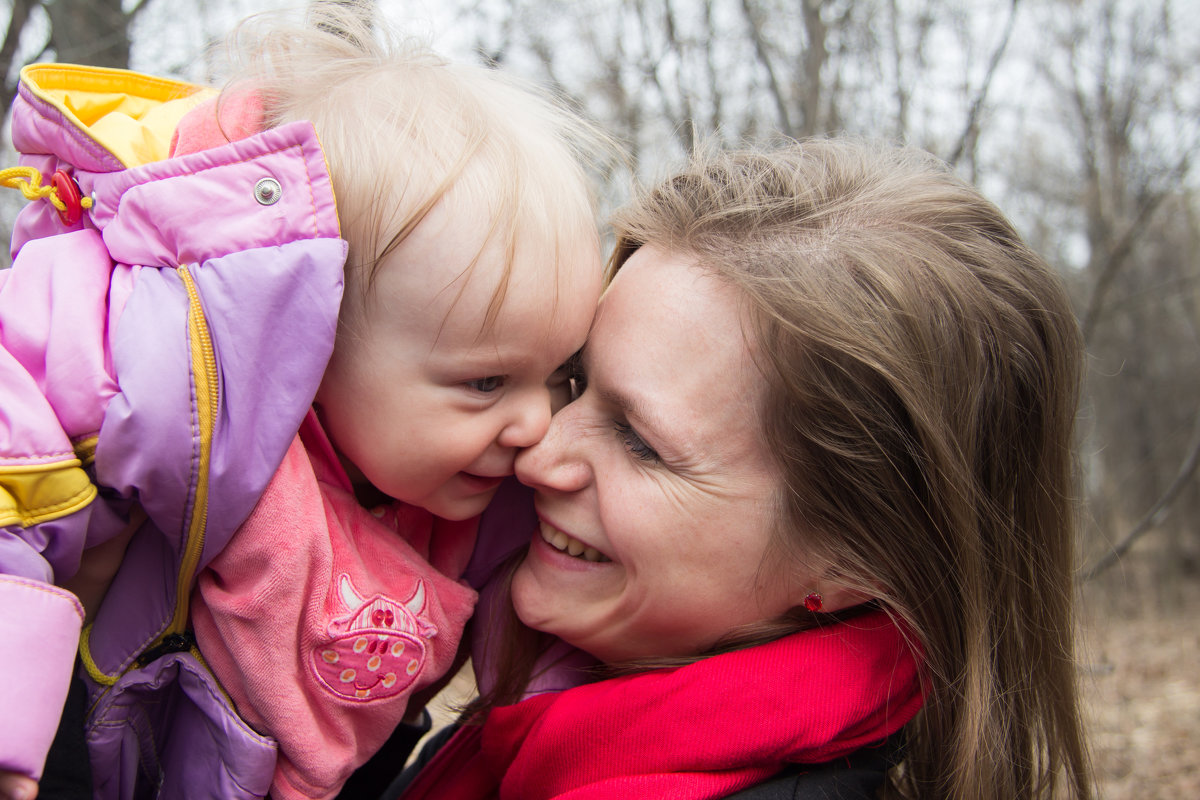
[46,0,131,66]
[1020,0,1200,580]
[0,0,162,114]
[944,0,1020,177]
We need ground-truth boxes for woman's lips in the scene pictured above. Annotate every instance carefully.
[539,520,611,563]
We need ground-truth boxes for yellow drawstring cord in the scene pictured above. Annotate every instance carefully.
[79,623,119,686]
[0,165,93,214]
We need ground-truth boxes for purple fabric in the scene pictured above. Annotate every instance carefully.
[7,72,127,255]
[195,241,344,560]
[0,228,115,464]
[7,154,80,257]
[95,267,193,537]
[91,121,341,264]
[86,651,278,800]
[0,230,118,441]
[84,126,346,679]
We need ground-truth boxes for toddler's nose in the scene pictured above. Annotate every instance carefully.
[497,389,552,449]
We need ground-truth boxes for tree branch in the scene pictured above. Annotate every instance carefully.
[947,0,1020,168]
[702,0,721,136]
[887,0,908,139]
[1082,404,1200,581]
[738,0,792,136]
[1079,145,1194,342]
[662,0,696,152]
[797,0,827,137]
[0,0,39,115]
[127,0,159,23]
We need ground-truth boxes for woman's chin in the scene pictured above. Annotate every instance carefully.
[511,559,592,649]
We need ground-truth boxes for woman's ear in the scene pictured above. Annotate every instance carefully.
[796,582,875,614]
[788,564,877,613]
[769,544,877,614]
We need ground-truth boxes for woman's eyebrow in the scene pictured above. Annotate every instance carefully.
[597,382,641,416]
[597,385,671,441]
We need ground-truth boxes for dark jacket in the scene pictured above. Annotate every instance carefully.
[726,735,902,799]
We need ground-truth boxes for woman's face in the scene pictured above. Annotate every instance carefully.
[511,245,815,663]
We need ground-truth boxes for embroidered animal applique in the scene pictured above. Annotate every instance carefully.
[311,574,438,702]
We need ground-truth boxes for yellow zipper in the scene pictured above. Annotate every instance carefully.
[169,266,216,633]
[166,264,216,636]
[81,264,217,689]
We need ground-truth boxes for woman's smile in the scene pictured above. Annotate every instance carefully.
[539,521,611,562]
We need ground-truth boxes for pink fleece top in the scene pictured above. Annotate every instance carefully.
[190,412,479,799]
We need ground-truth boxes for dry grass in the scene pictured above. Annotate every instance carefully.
[1080,568,1200,799]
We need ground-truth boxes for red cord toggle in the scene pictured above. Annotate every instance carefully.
[51,169,84,226]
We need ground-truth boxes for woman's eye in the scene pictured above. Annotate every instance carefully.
[466,376,504,393]
[614,421,659,463]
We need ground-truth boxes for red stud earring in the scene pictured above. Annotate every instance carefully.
[804,592,823,612]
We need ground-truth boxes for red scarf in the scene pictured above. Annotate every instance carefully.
[400,609,923,800]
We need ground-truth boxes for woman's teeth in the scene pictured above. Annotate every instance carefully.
[540,522,610,562]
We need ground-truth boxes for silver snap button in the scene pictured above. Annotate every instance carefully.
[254,177,282,205]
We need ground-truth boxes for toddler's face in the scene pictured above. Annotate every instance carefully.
[315,200,601,521]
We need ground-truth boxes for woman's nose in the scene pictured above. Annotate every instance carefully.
[514,404,591,493]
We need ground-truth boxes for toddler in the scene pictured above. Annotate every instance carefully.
[0,5,605,799]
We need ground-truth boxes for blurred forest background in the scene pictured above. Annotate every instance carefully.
[0,0,1195,796]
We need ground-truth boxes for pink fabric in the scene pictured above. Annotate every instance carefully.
[0,577,84,779]
[0,226,123,776]
[170,92,264,157]
[191,412,479,799]
[0,229,118,464]
[402,609,924,800]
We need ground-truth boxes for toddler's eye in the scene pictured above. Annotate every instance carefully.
[467,376,504,393]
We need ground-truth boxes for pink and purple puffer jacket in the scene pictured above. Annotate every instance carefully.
[0,63,345,797]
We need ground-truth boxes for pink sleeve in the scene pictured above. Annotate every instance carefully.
[0,230,116,780]
[0,576,84,779]
[0,229,124,583]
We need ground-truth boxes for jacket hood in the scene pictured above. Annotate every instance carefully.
[16,63,214,170]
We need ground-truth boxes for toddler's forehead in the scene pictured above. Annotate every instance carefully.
[356,175,601,338]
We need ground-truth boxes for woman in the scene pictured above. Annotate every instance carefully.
[390,137,1093,800]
